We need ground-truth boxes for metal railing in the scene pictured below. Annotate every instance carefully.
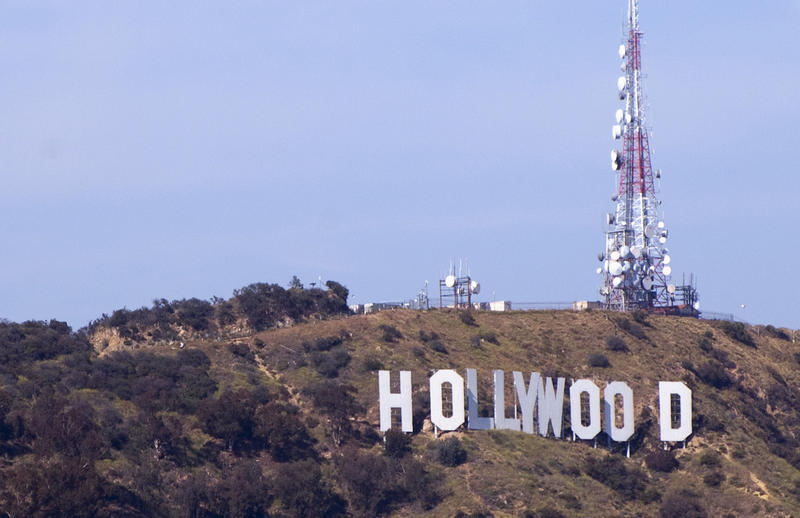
[506,302,576,311]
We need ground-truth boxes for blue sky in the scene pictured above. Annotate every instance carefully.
[1,1,798,330]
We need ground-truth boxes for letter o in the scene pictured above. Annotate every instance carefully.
[430,370,465,431]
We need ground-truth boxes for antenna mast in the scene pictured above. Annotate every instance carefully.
[598,0,698,314]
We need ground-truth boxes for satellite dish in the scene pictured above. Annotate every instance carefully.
[615,109,624,123]
[659,236,668,244]
[625,111,633,124]
[445,275,456,287]
[663,265,672,276]
[621,262,631,273]
[619,44,626,59]
[667,284,676,294]
[596,267,603,275]
[611,150,621,170]
[693,301,701,310]
[619,245,631,258]
[470,281,480,294]
[609,261,623,276]
[631,246,642,259]
[617,76,627,91]
[662,255,671,265]
[610,250,621,261]
[642,277,653,290]
[612,124,622,140]
[657,221,665,229]
[644,224,656,238]
[612,276,623,288]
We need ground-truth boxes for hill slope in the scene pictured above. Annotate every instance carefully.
[1,302,799,517]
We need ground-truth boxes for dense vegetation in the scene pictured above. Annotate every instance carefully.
[87,280,350,344]
[1,281,799,517]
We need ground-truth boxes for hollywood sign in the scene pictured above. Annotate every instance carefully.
[378,369,692,443]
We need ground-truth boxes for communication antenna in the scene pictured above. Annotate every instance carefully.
[438,260,480,309]
[595,0,699,315]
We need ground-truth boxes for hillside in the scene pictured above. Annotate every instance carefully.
[1,288,799,517]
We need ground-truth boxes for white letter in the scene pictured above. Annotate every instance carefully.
[659,381,692,442]
[378,370,412,432]
[466,368,494,430]
[513,371,541,434]
[494,370,521,431]
[604,381,634,442]
[538,376,565,438]
[430,369,465,431]
[570,379,601,440]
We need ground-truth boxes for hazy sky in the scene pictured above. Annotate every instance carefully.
[1,1,798,330]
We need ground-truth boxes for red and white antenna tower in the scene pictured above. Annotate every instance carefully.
[597,0,698,314]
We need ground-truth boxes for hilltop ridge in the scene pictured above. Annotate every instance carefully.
[1,285,799,517]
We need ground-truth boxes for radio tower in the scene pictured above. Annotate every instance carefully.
[597,0,698,314]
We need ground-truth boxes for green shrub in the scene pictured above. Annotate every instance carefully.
[431,437,467,466]
[632,309,649,325]
[336,447,440,514]
[174,298,214,331]
[273,459,344,517]
[694,362,731,389]
[430,340,448,354]
[588,353,610,368]
[659,488,707,518]
[324,280,349,304]
[304,381,363,445]
[361,356,384,372]
[585,456,647,500]
[605,336,628,352]
[710,348,735,369]
[617,317,647,338]
[383,429,411,458]
[721,321,755,347]
[379,324,402,343]
[703,471,725,487]
[645,450,678,472]
[418,330,439,342]
[228,343,254,362]
[699,450,721,468]
[302,336,343,352]
[310,349,351,378]
[254,401,314,462]
[641,486,662,504]
[764,325,790,341]
[459,311,477,326]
